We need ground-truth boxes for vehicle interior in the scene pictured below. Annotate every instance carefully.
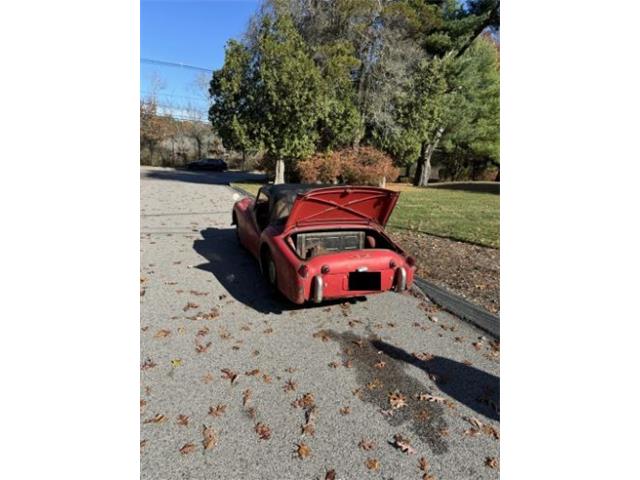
[287,228,400,260]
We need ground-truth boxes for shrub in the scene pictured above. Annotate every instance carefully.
[298,147,399,186]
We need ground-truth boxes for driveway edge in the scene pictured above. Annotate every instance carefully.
[412,278,500,338]
[226,183,500,339]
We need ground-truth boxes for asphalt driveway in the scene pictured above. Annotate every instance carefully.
[140,167,500,480]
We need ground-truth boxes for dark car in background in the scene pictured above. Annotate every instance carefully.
[186,158,228,171]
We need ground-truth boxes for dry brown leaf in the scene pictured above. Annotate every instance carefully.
[183,302,199,312]
[365,458,380,471]
[208,404,227,417]
[283,379,298,393]
[140,439,147,452]
[202,425,217,450]
[263,327,273,334]
[374,360,386,369]
[202,372,214,384]
[190,290,209,296]
[180,443,196,455]
[262,374,272,384]
[195,341,212,353]
[296,442,311,459]
[143,413,166,424]
[255,422,271,440]
[392,434,416,454]
[313,330,331,342]
[358,439,375,451]
[418,456,430,472]
[196,327,210,337]
[367,378,384,390]
[328,361,340,369]
[293,393,315,409]
[416,393,446,403]
[343,359,353,368]
[463,428,481,437]
[177,414,189,426]
[140,399,147,414]
[339,406,351,415]
[141,358,157,370]
[221,368,238,384]
[389,391,407,410]
[245,369,260,376]
[485,457,499,469]
[482,424,500,440]
[154,329,171,338]
[242,389,252,407]
[325,469,336,480]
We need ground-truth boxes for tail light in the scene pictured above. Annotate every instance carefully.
[406,256,416,267]
[297,264,309,278]
[321,265,330,274]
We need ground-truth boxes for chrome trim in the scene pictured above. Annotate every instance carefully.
[312,275,324,303]
[395,267,407,292]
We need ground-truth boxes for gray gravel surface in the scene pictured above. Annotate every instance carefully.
[140,167,500,480]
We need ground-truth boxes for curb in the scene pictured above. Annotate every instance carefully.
[226,182,500,339]
[413,277,500,339]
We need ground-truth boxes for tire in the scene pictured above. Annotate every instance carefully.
[262,250,278,292]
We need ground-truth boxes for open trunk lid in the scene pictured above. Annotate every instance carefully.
[284,186,399,230]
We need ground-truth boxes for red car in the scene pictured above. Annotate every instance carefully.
[232,184,415,304]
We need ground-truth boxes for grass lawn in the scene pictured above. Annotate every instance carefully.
[230,181,499,248]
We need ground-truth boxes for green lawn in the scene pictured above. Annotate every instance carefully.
[230,182,499,248]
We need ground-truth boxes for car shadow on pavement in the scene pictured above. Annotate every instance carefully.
[371,338,500,421]
[193,227,365,314]
[142,169,266,186]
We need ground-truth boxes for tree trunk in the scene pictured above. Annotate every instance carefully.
[413,127,444,187]
[378,176,386,188]
[274,159,285,184]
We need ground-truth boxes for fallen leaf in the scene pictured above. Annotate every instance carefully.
[141,358,157,370]
[180,443,196,455]
[359,439,375,451]
[245,369,260,376]
[293,393,315,409]
[388,391,407,410]
[242,389,252,406]
[365,458,380,471]
[140,399,147,414]
[154,329,171,338]
[296,442,311,459]
[195,341,212,353]
[143,413,166,424]
[482,424,500,440]
[255,422,271,440]
[313,330,331,342]
[170,359,182,368]
[374,360,386,369]
[283,379,298,393]
[140,439,147,452]
[202,372,214,384]
[328,361,340,368]
[190,290,209,296]
[196,327,210,337]
[221,368,238,384]
[485,457,499,469]
[367,379,384,390]
[177,414,189,426]
[343,359,353,368]
[208,404,226,417]
[262,374,272,384]
[183,302,199,312]
[418,457,430,472]
[415,393,446,403]
[325,469,336,480]
[392,434,416,454]
[263,327,273,334]
[202,425,217,450]
[339,406,351,415]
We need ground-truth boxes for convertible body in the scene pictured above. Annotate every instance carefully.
[232,184,415,304]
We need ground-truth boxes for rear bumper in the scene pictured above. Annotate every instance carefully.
[310,266,410,303]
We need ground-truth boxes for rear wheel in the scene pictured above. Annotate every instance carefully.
[262,250,278,292]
